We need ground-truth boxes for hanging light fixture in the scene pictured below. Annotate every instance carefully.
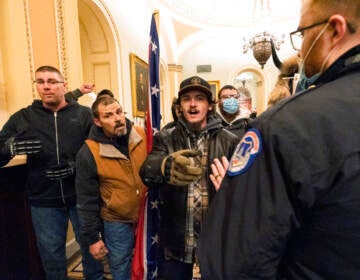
[243,32,284,69]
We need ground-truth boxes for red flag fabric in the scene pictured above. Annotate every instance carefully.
[145,111,153,153]
[132,191,147,279]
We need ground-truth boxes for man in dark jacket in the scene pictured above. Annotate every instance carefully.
[0,65,103,279]
[139,76,239,280]
[76,95,147,279]
[199,0,360,279]
[216,84,249,138]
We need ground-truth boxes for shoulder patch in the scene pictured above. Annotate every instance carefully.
[227,128,262,176]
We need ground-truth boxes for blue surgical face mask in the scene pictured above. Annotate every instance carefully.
[295,65,321,93]
[222,97,239,114]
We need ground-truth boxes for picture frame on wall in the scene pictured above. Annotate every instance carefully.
[208,80,220,101]
[130,53,149,117]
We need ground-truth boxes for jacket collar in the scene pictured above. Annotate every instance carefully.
[316,45,360,86]
[99,127,143,158]
[177,114,223,138]
[216,111,248,125]
[32,99,77,112]
[91,119,142,158]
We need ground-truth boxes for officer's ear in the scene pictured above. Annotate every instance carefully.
[328,15,348,46]
[94,118,102,128]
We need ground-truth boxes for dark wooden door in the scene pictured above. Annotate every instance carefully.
[0,164,45,279]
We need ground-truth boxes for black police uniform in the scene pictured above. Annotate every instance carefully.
[198,46,360,279]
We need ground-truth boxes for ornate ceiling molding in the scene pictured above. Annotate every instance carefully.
[157,0,300,27]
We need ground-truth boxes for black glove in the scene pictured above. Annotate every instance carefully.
[3,136,42,157]
[161,149,202,186]
[45,162,75,180]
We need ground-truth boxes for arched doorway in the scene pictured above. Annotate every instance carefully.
[233,67,267,116]
[77,0,121,106]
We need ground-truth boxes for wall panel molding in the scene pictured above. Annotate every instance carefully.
[23,0,36,99]
[55,0,68,80]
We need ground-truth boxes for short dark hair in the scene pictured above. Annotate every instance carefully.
[171,97,179,121]
[217,85,237,100]
[35,65,64,79]
[97,89,114,98]
[91,95,118,119]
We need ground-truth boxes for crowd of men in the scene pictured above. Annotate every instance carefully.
[1,0,360,279]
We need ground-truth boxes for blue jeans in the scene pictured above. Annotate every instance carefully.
[103,221,134,280]
[31,206,104,280]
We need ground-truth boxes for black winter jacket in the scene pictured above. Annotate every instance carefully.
[0,100,92,207]
[199,46,360,279]
[139,115,239,253]
[216,111,250,138]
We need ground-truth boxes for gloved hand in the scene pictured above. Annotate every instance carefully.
[161,149,202,186]
[45,162,75,180]
[3,136,42,157]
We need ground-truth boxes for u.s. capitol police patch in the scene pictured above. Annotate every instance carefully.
[227,128,262,176]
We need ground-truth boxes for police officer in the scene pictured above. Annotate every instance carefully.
[198,0,360,278]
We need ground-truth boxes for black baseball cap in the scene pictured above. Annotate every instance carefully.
[178,76,213,102]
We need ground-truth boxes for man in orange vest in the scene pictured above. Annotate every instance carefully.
[75,95,147,280]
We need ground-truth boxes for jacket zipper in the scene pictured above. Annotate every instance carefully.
[54,112,66,204]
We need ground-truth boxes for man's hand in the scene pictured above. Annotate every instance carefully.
[79,83,95,95]
[3,137,42,157]
[161,149,202,186]
[89,240,109,260]
[45,162,75,180]
[210,156,229,191]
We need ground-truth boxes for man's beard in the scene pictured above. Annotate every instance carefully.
[114,121,127,137]
[185,120,202,132]
[115,129,127,137]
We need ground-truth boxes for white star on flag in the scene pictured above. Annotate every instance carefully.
[151,84,160,97]
[150,38,158,53]
[151,266,158,279]
[150,199,159,209]
[152,127,159,136]
[151,234,159,245]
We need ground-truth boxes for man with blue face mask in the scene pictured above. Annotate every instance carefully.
[216,85,249,138]
[199,0,360,279]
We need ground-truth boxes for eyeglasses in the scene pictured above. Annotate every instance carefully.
[220,94,240,100]
[289,19,329,51]
[33,79,65,85]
